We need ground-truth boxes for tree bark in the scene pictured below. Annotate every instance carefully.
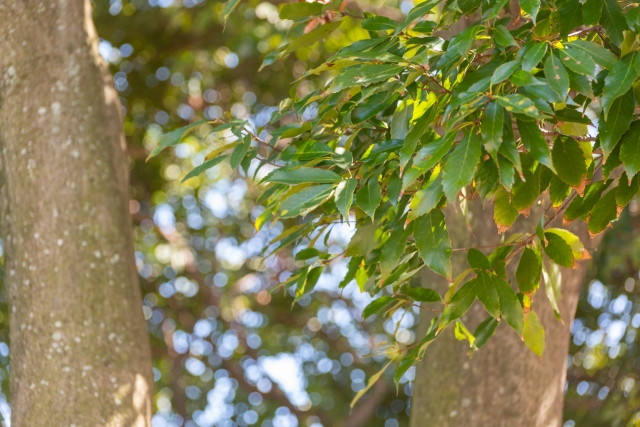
[410,199,600,427]
[0,1,153,425]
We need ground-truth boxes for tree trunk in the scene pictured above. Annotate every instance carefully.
[0,1,153,425]
[410,199,600,427]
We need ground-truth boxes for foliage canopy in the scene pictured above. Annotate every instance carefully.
[149,0,640,400]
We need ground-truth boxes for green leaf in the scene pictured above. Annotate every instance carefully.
[520,0,541,23]
[559,47,596,77]
[544,52,570,101]
[458,0,483,14]
[491,60,521,86]
[381,223,414,278]
[394,0,441,34]
[403,287,442,302]
[439,280,476,331]
[620,121,640,179]
[475,271,500,318]
[599,88,635,159]
[442,131,482,202]
[495,276,524,334]
[494,25,518,47]
[523,311,545,357]
[400,108,435,168]
[564,180,611,222]
[352,90,399,124]
[616,172,639,207]
[356,176,382,219]
[148,120,208,158]
[331,64,404,92]
[542,262,563,320]
[568,40,618,69]
[552,137,587,187]
[600,0,628,46]
[602,53,638,117]
[494,186,518,233]
[223,0,241,28]
[517,118,554,172]
[361,16,398,31]
[283,21,342,55]
[543,232,574,268]
[279,184,334,218]
[408,173,443,221]
[229,134,251,169]
[363,296,395,319]
[582,0,603,26]
[467,248,491,270]
[522,42,547,72]
[268,167,342,185]
[587,188,618,234]
[516,247,541,293]
[335,178,357,223]
[558,0,584,39]
[295,248,320,261]
[473,317,499,349]
[550,175,571,207]
[496,94,542,119]
[346,221,379,257]
[181,155,228,182]
[280,2,323,20]
[415,210,452,280]
[391,101,413,140]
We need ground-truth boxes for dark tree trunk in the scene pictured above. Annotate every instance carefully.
[410,199,599,427]
[0,0,153,425]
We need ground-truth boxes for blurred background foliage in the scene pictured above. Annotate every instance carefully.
[0,0,637,426]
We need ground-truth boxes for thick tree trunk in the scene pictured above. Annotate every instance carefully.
[410,199,599,427]
[0,1,153,425]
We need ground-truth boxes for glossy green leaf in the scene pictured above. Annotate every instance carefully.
[543,232,574,268]
[600,0,628,46]
[552,137,587,187]
[520,0,541,23]
[475,271,500,318]
[356,176,382,219]
[582,0,602,25]
[279,184,334,218]
[494,25,518,47]
[381,223,414,278]
[442,131,482,202]
[403,287,442,302]
[415,210,452,280]
[439,280,476,331]
[544,52,570,101]
[280,2,323,20]
[283,21,342,55]
[516,247,541,293]
[491,60,521,86]
[182,155,228,182]
[517,118,554,172]
[523,310,545,357]
[587,189,618,234]
[408,173,443,221]
[602,53,637,117]
[559,47,596,77]
[394,0,441,34]
[467,248,491,270]
[495,276,524,334]
[335,178,357,223]
[522,42,547,72]
[558,0,583,38]
[363,296,395,319]
[268,167,342,184]
[620,121,640,179]
[494,186,518,233]
[482,102,505,159]
[568,40,618,69]
[361,16,397,31]
[496,94,542,119]
[599,89,635,159]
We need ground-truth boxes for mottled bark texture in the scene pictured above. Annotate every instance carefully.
[0,1,153,425]
[410,199,601,427]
